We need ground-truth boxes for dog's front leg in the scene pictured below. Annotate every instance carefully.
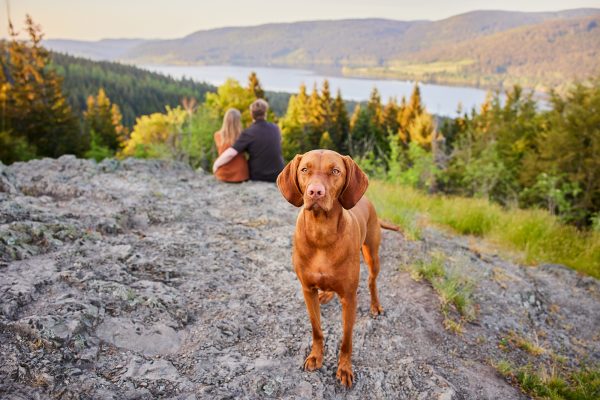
[337,293,357,387]
[302,288,324,371]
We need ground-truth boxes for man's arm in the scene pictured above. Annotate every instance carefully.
[212,147,239,173]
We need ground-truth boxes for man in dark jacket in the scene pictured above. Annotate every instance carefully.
[212,99,285,182]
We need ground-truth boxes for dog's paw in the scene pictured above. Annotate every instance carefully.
[370,303,384,317]
[304,353,323,371]
[336,362,354,387]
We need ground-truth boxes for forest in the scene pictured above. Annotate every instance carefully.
[1,16,599,232]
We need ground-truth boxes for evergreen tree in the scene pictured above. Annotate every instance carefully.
[280,95,305,160]
[319,80,334,139]
[399,84,424,144]
[331,89,350,153]
[1,15,82,160]
[367,87,384,128]
[521,80,600,225]
[349,104,373,156]
[318,131,335,150]
[247,71,266,100]
[446,86,540,204]
[279,83,316,159]
[407,111,435,150]
[308,83,324,147]
[382,97,400,136]
[397,96,408,143]
[205,78,255,125]
[84,88,127,152]
[354,87,388,159]
[51,52,212,128]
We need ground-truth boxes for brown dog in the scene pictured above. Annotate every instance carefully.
[277,149,392,387]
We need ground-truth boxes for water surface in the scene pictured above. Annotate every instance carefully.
[140,64,492,116]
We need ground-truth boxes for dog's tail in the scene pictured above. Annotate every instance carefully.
[379,219,401,232]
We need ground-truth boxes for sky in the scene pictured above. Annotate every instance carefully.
[3,0,600,40]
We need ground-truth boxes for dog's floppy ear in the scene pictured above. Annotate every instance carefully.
[339,155,369,209]
[277,154,304,207]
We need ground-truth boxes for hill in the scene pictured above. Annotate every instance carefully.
[345,14,600,89]
[50,53,294,126]
[413,15,600,89]
[50,53,214,126]
[43,38,152,61]
[44,8,600,90]
[0,156,598,398]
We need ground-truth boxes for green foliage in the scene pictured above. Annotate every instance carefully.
[180,105,221,170]
[120,106,188,159]
[279,80,350,160]
[445,86,539,204]
[520,173,581,220]
[318,132,335,150]
[355,151,387,180]
[522,79,600,226]
[50,52,212,127]
[84,88,127,152]
[411,256,445,282]
[496,361,600,400]
[409,253,476,327]
[368,180,600,278]
[349,87,390,159]
[442,79,600,228]
[0,130,37,164]
[1,15,83,161]
[84,130,114,162]
[205,78,256,125]
[247,72,265,99]
[388,141,440,192]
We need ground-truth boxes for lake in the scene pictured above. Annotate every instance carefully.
[139,64,492,117]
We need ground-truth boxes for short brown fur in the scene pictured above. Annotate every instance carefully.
[277,149,385,388]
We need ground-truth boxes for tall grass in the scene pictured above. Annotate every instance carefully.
[495,360,600,400]
[368,180,600,278]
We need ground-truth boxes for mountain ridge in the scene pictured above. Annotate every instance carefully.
[43,8,600,90]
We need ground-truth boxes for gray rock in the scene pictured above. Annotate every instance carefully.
[1,157,597,399]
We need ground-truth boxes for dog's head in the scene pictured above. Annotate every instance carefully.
[277,150,368,212]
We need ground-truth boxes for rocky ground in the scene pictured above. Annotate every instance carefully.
[0,156,598,399]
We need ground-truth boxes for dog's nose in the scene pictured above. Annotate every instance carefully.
[307,183,325,199]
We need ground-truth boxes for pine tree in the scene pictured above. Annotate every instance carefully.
[279,83,316,159]
[382,97,400,136]
[407,111,435,150]
[521,80,600,225]
[399,84,424,144]
[367,87,384,128]
[319,80,334,139]
[349,104,373,156]
[331,89,350,154]
[280,95,305,160]
[1,15,82,160]
[84,88,127,152]
[397,96,408,143]
[362,87,388,158]
[319,132,335,150]
[247,71,266,100]
[308,83,324,147]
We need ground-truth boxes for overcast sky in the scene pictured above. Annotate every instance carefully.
[3,0,600,40]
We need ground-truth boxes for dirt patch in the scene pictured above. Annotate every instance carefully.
[1,156,598,399]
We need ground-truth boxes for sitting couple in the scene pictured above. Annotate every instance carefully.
[212,99,284,183]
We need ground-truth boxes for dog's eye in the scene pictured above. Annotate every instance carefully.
[332,168,341,175]
[300,167,308,173]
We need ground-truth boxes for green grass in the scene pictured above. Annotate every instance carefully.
[368,181,600,278]
[506,331,546,356]
[408,253,477,332]
[495,361,600,400]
